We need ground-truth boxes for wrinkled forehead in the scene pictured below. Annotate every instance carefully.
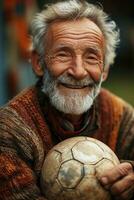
[45,18,105,50]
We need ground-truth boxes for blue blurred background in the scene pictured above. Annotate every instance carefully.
[0,0,134,106]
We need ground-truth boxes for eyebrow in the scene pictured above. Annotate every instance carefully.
[52,44,73,53]
[85,46,101,55]
[52,44,102,55]
[53,43,71,49]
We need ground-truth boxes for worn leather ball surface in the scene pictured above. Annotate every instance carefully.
[40,136,120,200]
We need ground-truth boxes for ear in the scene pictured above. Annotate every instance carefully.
[30,50,44,76]
[102,67,109,82]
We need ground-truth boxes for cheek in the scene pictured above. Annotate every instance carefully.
[45,60,69,77]
[87,64,103,83]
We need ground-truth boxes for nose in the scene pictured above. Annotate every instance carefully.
[67,55,88,80]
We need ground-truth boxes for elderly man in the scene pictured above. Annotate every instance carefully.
[0,0,134,199]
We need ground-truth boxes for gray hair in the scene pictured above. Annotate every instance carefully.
[30,0,120,68]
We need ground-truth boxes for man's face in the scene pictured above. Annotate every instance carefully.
[42,18,106,114]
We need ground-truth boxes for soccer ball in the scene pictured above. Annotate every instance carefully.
[40,136,120,200]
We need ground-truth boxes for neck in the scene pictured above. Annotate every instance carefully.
[63,113,83,124]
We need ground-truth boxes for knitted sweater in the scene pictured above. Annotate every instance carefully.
[0,86,134,200]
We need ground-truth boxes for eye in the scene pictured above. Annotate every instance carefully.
[86,55,96,60]
[85,53,99,63]
[85,52,97,59]
[57,52,68,57]
[55,51,72,62]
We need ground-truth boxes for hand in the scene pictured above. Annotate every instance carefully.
[99,162,134,200]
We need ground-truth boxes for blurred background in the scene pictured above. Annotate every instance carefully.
[0,0,134,106]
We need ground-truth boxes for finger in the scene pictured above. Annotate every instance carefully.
[100,163,133,187]
[113,184,134,200]
[111,172,134,195]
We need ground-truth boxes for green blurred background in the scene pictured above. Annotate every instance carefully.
[0,0,134,106]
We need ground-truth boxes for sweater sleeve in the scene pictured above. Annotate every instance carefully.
[116,102,134,161]
[0,107,47,200]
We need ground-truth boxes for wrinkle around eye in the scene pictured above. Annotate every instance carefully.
[84,58,102,66]
[85,54,100,61]
[53,54,72,62]
[56,53,70,57]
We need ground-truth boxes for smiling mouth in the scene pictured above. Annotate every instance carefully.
[60,83,93,89]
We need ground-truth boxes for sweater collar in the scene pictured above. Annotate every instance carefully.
[37,87,100,141]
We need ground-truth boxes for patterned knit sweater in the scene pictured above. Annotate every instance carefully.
[0,86,134,200]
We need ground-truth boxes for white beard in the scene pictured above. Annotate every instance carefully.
[41,70,103,115]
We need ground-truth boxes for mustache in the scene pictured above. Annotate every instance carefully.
[57,73,95,87]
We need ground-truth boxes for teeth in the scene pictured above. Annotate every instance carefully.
[61,83,87,89]
[67,85,84,89]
